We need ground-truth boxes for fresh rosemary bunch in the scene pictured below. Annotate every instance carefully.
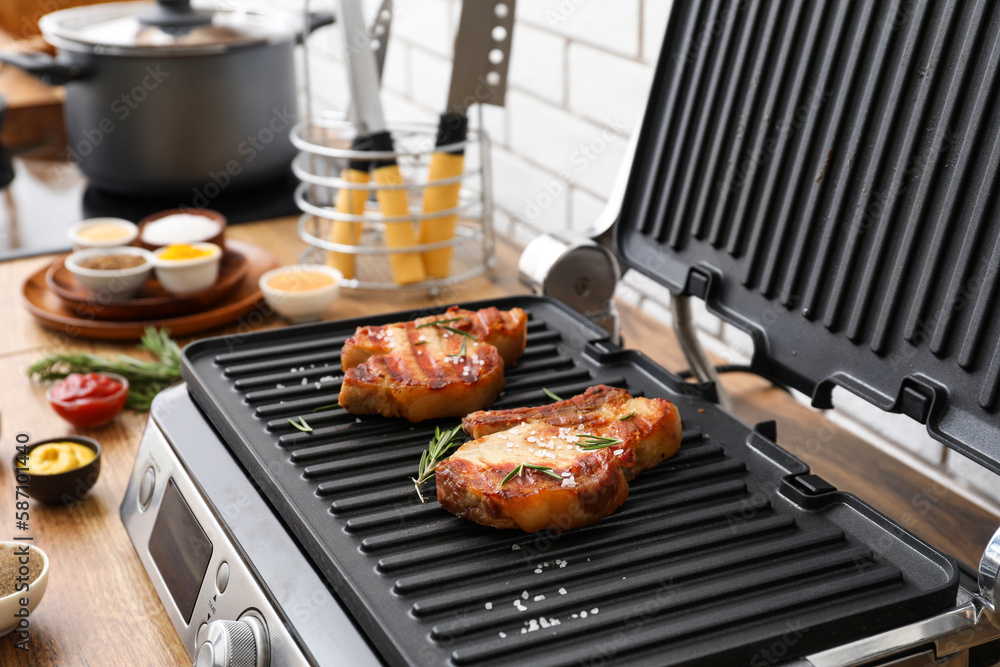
[412,424,465,502]
[26,327,183,411]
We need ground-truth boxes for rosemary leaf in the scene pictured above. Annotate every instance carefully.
[447,337,468,358]
[438,325,477,340]
[619,411,636,421]
[314,403,340,412]
[288,416,313,432]
[501,462,562,486]
[577,434,623,450]
[415,317,464,328]
[542,388,563,402]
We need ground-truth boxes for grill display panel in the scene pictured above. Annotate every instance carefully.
[182,296,957,666]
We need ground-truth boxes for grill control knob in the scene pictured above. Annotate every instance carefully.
[194,615,268,667]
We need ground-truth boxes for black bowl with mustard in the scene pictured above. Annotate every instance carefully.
[14,437,101,505]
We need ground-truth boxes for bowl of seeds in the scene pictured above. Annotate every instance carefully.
[0,542,49,637]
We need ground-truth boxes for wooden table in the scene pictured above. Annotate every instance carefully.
[0,217,997,665]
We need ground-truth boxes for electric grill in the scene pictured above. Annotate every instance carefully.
[122,0,1000,664]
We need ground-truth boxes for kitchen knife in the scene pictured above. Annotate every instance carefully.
[419,0,515,278]
[337,0,425,285]
[327,0,393,280]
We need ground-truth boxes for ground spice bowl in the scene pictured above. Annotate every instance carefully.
[12,436,102,505]
[0,542,49,637]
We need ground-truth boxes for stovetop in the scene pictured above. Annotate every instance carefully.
[0,156,299,261]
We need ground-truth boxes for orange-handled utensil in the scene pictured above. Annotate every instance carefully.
[419,0,515,278]
[338,0,425,284]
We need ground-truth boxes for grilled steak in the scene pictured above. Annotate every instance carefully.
[462,384,682,480]
[436,386,682,532]
[338,307,528,422]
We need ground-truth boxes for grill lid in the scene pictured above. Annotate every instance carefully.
[615,0,1000,473]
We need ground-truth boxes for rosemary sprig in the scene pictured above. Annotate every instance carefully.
[619,411,636,421]
[288,416,313,432]
[501,462,563,486]
[414,341,428,346]
[26,327,182,411]
[542,388,563,402]
[313,403,340,412]
[415,317,463,328]
[576,434,623,450]
[412,424,465,502]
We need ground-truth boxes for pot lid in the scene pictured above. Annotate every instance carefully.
[38,1,301,56]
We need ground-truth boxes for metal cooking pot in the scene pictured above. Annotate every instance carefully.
[0,0,333,198]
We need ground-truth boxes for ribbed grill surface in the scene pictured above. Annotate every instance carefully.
[617,0,1000,472]
[183,297,957,666]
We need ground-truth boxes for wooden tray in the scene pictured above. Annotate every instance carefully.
[46,245,248,321]
[21,240,278,341]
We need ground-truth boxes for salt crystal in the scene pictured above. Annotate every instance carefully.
[485,602,492,610]
[558,587,568,595]
[591,607,599,614]
[551,618,561,626]
[521,591,529,600]
[613,449,624,455]
[580,611,588,619]
[319,375,335,382]
[533,595,545,602]
[572,614,579,619]
[534,568,542,574]
[540,617,550,629]
[301,378,308,385]
[498,632,506,638]
[511,544,520,550]
[276,383,285,389]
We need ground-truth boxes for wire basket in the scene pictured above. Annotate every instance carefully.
[291,116,496,292]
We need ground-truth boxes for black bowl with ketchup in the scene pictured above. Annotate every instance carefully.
[46,373,128,428]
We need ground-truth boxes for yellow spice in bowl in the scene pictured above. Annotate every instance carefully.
[159,244,215,260]
[19,443,96,475]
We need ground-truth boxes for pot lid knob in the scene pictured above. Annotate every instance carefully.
[140,0,213,29]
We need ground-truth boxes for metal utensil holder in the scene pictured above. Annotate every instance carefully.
[291,116,496,292]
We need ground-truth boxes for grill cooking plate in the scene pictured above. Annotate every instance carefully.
[182,296,957,666]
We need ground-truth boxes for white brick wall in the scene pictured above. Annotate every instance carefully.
[288,0,1000,511]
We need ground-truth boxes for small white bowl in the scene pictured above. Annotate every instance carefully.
[151,242,223,295]
[68,218,138,250]
[65,246,154,300]
[260,264,342,323]
[0,542,49,637]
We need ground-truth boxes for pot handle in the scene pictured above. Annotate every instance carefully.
[298,11,336,44]
[0,51,85,86]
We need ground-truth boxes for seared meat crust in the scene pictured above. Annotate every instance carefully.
[462,384,682,480]
[338,307,527,422]
[437,385,682,532]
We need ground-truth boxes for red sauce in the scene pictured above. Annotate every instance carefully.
[48,373,128,428]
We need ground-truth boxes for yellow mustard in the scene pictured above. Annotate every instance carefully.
[159,244,214,261]
[20,442,96,475]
